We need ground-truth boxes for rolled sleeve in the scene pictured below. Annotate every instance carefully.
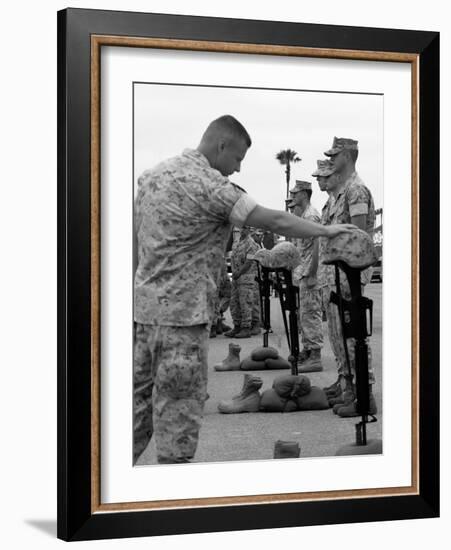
[349,203,369,217]
[229,194,258,227]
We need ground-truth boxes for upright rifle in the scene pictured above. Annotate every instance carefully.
[324,230,379,447]
[254,260,300,376]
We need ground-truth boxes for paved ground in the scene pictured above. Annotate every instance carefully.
[138,283,382,465]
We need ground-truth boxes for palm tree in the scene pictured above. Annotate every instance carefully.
[275,149,301,210]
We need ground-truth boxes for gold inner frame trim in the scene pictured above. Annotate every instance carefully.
[90,34,420,514]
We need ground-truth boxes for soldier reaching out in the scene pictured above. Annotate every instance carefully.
[133,116,355,464]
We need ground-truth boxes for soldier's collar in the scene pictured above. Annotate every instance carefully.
[183,148,210,168]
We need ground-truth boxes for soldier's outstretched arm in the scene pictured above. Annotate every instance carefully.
[245,205,355,239]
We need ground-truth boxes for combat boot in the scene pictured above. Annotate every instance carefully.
[337,388,377,417]
[323,377,342,396]
[215,318,224,335]
[224,325,240,338]
[274,440,301,458]
[235,327,252,338]
[297,348,310,367]
[250,324,261,335]
[332,390,354,413]
[218,317,231,333]
[298,349,323,373]
[209,324,217,338]
[218,374,263,413]
[214,343,242,372]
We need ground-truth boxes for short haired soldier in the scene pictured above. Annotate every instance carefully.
[288,180,324,372]
[311,159,336,318]
[321,137,377,417]
[133,117,355,464]
[226,226,261,338]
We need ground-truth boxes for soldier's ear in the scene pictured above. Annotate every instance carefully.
[217,139,226,153]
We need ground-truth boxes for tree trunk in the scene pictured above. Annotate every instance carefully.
[285,163,291,210]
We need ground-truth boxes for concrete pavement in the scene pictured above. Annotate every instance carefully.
[138,283,382,465]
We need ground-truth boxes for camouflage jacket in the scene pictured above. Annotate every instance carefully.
[292,203,321,282]
[321,172,375,287]
[134,148,257,325]
[231,234,259,284]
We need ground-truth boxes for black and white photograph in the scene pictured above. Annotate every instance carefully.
[132,82,384,466]
[51,5,441,543]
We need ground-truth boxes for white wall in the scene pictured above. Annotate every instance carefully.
[0,1,448,548]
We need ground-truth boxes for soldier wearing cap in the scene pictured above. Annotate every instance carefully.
[312,159,336,318]
[226,226,261,338]
[288,180,324,372]
[133,115,355,465]
[321,137,377,417]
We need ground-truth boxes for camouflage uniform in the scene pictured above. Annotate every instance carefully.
[212,260,232,326]
[230,234,260,329]
[292,204,323,351]
[318,197,333,315]
[134,148,256,463]
[311,159,336,317]
[322,172,376,384]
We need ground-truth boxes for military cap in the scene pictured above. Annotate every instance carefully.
[289,180,312,194]
[324,136,358,157]
[311,159,336,177]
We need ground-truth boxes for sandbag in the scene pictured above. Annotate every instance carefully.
[273,374,311,398]
[265,357,291,370]
[240,357,266,371]
[251,346,279,361]
[259,389,297,413]
[296,386,329,410]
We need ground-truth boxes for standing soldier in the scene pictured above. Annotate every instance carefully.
[210,258,232,337]
[322,137,377,417]
[226,226,261,338]
[133,114,355,465]
[311,159,336,319]
[288,180,324,372]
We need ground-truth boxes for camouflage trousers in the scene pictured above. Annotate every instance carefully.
[298,278,323,350]
[326,283,375,385]
[320,286,330,318]
[230,281,260,329]
[134,323,209,464]
[212,272,232,325]
[212,295,232,326]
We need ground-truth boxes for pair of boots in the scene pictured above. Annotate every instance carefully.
[224,324,260,338]
[210,317,232,338]
[324,378,377,417]
[217,374,263,413]
[296,348,323,373]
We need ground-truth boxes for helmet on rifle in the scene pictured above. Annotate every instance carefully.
[248,241,301,270]
[322,228,378,270]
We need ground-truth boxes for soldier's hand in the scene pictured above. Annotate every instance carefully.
[325,224,356,238]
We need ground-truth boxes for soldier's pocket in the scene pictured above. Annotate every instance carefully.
[157,343,204,399]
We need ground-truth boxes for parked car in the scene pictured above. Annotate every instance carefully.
[371,258,382,282]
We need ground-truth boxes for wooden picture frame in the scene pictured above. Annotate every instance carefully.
[57,7,439,541]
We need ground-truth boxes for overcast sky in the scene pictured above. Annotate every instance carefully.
[134,83,383,217]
